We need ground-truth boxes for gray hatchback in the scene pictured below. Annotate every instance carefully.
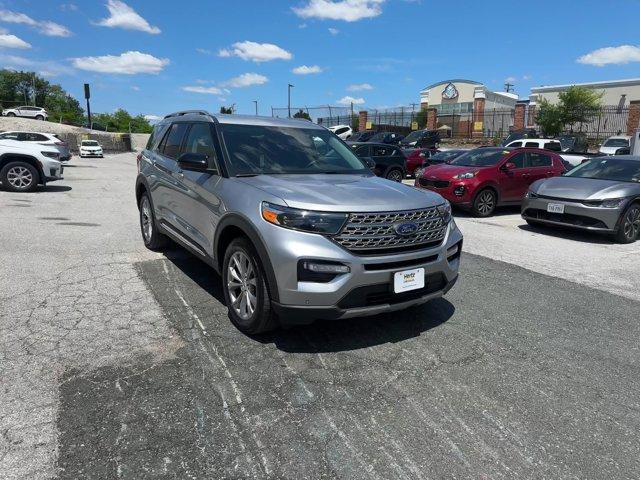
[522,156,640,243]
[136,111,462,334]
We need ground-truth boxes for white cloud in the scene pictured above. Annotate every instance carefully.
[60,4,79,12]
[337,95,365,105]
[220,72,268,87]
[96,0,160,34]
[0,9,72,37]
[328,27,339,35]
[504,76,516,83]
[72,51,169,74]
[0,32,31,49]
[218,41,292,62]
[292,65,323,75]
[577,45,640,66]
[292,0,385,22]
[347,82,373,91]
[144,114,161,122]
[182,85,223,95]
[0,54,67,76]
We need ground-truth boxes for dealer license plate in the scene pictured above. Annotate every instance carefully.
[547,203,565,214]
[393,268,425,293]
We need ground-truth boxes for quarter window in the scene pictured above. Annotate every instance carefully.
[161,123,188,159]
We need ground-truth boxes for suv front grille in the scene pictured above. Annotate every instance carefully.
[333,207,447,254]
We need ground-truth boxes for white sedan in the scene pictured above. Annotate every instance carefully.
[79,140,104,158]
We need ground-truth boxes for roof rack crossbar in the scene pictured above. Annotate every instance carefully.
[163,110,210,119]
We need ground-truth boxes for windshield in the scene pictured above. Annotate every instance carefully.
[565,158,640,183]
[431,150,463,162]
[220,124,370,176]
[402,131,424,142]
[368,132,388,142]
[449,149,509,167]
[559,136,575,149]
[82,141,99,146]
[603,138,629,148]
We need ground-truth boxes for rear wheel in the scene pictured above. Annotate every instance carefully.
[35,115,44,121]
[0,161,39,192]
[472,189,497,217]
[139,193,167,250]
[614,203,640,244]
[223,238,277,335]
[386,168,403,182]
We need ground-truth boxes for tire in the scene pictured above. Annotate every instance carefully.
[472,189,497,217]
[0,161,39,192]
[6,112,15,117]
[386,168,404,182]
[525,219,542,228]
[35,115,44,121]
[222,237,277,335]
[614,203,640,244]
[139,192,167,251]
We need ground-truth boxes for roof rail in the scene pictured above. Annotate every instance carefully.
[163,110,211,119]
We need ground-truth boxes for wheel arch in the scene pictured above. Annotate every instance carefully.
[473,182,501,203]
[214,214,280,302]
[0,153,44,184]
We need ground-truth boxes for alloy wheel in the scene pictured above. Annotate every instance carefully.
[388,170,403,182]
[140,196,153,243]
[476,191,495,216]
[622,206,640,240]
[227,251,257,321]
[7,166,33,190]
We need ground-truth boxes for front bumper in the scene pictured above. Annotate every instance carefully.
[80,150,103,157]
[44,165,64,182]
[521,196,622,232]
[262,219,463,323]
[415,178,474,206]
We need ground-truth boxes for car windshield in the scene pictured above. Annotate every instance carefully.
[603,138,629,147]
[368,132,388,142]
[565,158,640,183]
[431,150,463,162]
[448,149,509,167]
[402,131,424,142]
[559,136,575,149]
[82,141,99,146]
[220,124,370,176]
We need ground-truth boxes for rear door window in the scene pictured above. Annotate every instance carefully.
[335,127,349,135]
[354,145,370,156]
[509,152,528,169]
[524,141,539,148]
[161,123,188,159]
[529,152,553,167]
[372,145,392,156]
[543,142,561,152]
[510,141,522,148]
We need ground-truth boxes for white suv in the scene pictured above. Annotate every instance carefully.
[1,106,48,121]
[329,124,353,140]
[0,139,63,192]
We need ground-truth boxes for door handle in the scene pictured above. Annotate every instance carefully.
[522,173,531,178]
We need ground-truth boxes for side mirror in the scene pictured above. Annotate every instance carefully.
[177,152,210,172]
[501,162,516,171]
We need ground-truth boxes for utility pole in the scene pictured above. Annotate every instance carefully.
[253,100,258,116]
[288,84,294,118]
[504,82,514,93]
[84,83,92,129]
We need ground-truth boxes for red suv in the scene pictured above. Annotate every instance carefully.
[415,147,566,216]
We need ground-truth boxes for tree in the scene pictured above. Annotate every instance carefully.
[293,109,311,121]
[535,99,565,137]
[90,108,152,133]
[535,86,603,136]
[220,106,233,114]
[414,109,428,129]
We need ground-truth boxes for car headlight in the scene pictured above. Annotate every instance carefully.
[524,190,538,199]
[601,198,625,208]
[41,151,60,159]
[261,202,348,234]
[437,201,452,223]
[455,172,476,179]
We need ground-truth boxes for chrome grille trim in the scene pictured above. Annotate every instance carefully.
[333,207,447,253]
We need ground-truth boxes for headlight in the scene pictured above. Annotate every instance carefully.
[524,190,538,199]
[455,172,476,179]
[41,151,60,159]
[601,198,625,208]
[437,201,452,223]
[261,202,348,234]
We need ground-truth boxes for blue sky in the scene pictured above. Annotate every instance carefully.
[1,0,640,120]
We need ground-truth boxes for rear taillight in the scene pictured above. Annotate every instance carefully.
[136,153,142,171]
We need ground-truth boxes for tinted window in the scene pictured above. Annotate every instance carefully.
[449,148,510,167]
[566,158,640,182]
[146,124,167,151]
[183,123,217,164]
[510,141,522,148]
[26,133,48,141]
[529,152,552,167]
[354,145,369,156]
[509,152,527,169]
[335,127,349,135]
[524,142,539,148]
[603,138,629,148]
[372,145,392,156]
[0,132,20,140]
[543,142,561,152]
[162,123,188,159]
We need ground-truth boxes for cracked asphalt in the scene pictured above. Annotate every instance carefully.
[1,153,639,479]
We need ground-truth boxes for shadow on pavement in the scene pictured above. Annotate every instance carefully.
[453,204,521,219]
[163,246,455,353]
[517,223,614,244]
[39,185,72,193]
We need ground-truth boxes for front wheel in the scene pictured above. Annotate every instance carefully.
[139,193,167,250]
[223,238,277,335]
[0,161,39,192]
[472,189,497,217]
[6,112,15,117]
[614,203,640,244]
[386,168,404,182]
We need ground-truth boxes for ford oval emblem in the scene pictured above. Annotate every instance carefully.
[394,221,419,236]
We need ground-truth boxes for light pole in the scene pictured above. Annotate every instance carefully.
[253,100,258,116]
[288,84,294,118]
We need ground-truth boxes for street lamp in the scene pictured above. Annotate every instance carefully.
[288,84,294,118]
[253,100,258,116]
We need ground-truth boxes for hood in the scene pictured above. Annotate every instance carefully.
[599,146,620,155]
[422,163,487,179]
[0,139,57,154]
[531,176,640,200]
[235,173,446,212]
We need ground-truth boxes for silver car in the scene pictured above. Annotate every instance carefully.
[1,106,48,121]
[522,156,640,243]
[136,111,462,334]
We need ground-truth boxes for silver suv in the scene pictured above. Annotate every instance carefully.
[136,111,462,334]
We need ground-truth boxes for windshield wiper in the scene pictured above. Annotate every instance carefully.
[235,173,261,177]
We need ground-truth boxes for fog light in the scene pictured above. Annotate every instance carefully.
[303,262,350,274]
[454,185,465,196]
[447,242,462,261]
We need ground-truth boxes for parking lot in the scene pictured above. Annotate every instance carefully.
[2,153,640,479]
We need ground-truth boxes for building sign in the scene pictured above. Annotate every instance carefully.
[411,121,418,131]
[366,121,373,130]
[474,121,483,131]
[442,83,459,100]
